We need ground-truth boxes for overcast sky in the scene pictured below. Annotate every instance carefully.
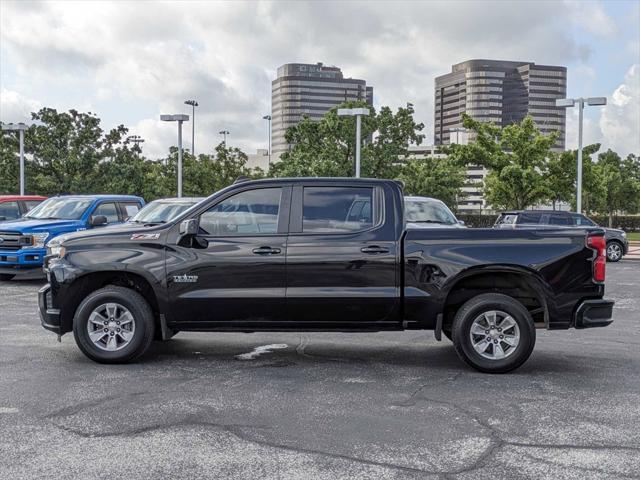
[1,0,638,159]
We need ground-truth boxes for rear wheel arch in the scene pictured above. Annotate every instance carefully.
[441,268,550,335]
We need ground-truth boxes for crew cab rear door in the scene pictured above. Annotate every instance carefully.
[285,182,400,327]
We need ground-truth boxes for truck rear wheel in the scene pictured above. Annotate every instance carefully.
[73,286,155,364]
[452,293,535,373]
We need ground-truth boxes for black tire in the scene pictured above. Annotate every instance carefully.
[0,274,15,281]
[606,241,624,262]
[73,286,155,364]
[452,293,535,373]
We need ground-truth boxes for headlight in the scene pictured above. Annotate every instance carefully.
[46,238,66,258]
[30,233,49,248]
[621,231,627,238]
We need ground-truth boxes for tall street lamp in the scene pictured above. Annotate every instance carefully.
[219,130,229,146]
[160,114,189,197]
[262,115,272,164]
[184,100,198,155]
[1,123,28,195]
[337,108,370,178]
[127,135,145,154]
[556,97,607,213]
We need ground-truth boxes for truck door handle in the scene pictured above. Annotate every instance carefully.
[360,245,389,254]
[252,246,281,255]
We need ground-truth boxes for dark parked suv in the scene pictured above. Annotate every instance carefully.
[495,210,629,262]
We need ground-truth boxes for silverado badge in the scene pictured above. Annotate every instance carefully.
[173,274,198,283]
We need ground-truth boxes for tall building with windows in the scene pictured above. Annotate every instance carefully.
[271,62,373,158]
[434,59,567,150]
[434,59,567,211]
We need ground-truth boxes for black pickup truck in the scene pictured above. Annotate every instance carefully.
[39,178,614,372]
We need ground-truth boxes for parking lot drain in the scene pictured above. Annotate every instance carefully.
[235,344,289,360]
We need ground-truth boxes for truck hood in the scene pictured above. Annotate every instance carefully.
[57,223,165,245]
[0,218,84,234]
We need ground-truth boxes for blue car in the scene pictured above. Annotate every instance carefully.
[0,195,144,280]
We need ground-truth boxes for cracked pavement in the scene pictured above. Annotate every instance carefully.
[1,262,639,479]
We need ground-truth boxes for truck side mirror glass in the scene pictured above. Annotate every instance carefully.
[179,218,199,236]
[91,215,108,226]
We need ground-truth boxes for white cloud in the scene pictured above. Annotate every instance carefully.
[565,64,640,157]
[0,88,41,123]
[600,64,640,156]
[565,0,618,37]
[0,0,615,158]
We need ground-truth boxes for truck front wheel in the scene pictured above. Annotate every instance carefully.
[452,293,535,373]
[73,286,155,364]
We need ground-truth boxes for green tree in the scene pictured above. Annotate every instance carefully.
[545,144,601,211]
[0,129,20,194]
[155,142,259,199]
[270,101,424,179]
[449,115,557,210]
[592,150,640,225]
[396,156,467,210]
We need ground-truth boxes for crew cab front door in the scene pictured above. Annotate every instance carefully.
[167,185,290,327]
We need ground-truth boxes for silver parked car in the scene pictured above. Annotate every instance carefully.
[404,196,466,229]
[124,197,205,226]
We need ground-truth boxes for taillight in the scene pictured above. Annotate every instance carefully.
[587,235,606,283]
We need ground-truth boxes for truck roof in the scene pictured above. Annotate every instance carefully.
[500,210,576,215]
[48,194,144,201]
[230,177,399,187]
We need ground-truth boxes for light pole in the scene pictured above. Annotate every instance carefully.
[1,123,28,195]
[219,130,229,146]
[127,135,145,154]
[337,108,370,178]
[160,114,190,197]
[556,97,607,213]
[184,100,198,155]
[262,115,271,164]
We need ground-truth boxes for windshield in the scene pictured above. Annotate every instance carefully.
[25,198,92,220]
[130,200,198,224]
[405,199,457,225]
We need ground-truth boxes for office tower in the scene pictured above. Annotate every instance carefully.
[271,62,373,157]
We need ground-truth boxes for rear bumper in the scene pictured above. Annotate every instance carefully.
[38,284,61,334]
[574,299,614,329]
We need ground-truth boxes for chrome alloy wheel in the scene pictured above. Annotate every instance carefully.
[469,310,520,360]
[607,242,622,261]
[86,303,136,351]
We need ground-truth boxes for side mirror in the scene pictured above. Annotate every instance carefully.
[179,218,199,236]
[91,215,108,226]
[457,220,465,226]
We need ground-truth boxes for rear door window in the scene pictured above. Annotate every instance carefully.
[517,212,542,224]
[302,187,374,233]
[0,201,20,220]
[549,214,570,226]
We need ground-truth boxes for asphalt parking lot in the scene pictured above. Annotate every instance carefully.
[1,263,639,480]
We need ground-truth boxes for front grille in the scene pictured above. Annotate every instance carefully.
[0,232,28,251]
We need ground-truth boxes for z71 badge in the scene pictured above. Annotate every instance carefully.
[173,274,198,283]
[131,233,161,240]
